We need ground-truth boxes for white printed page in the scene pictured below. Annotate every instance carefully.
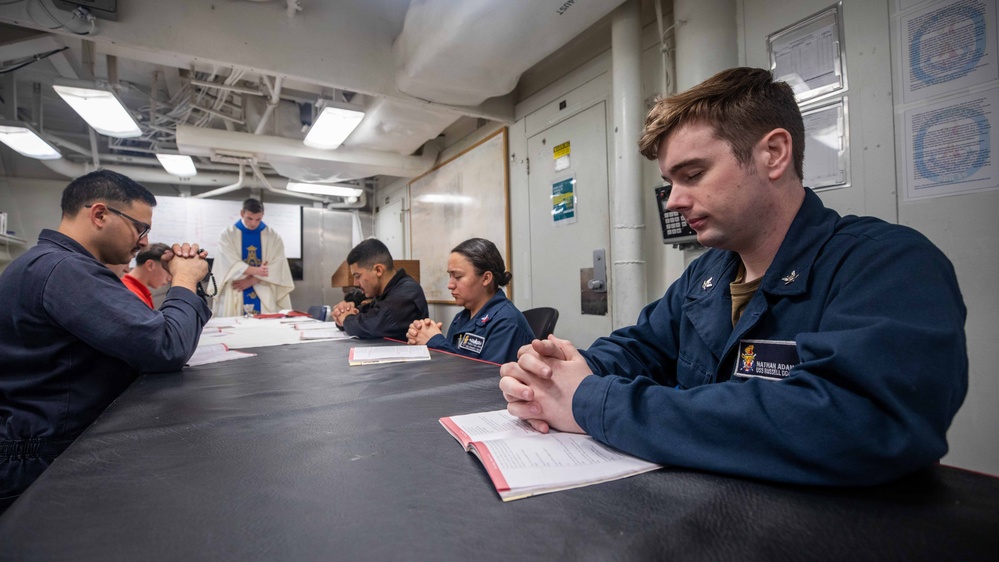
[440,409,541,448]
[300,328,353,340]
[198,317,348,348]
[349,345,431,364]
[472,433,660,500]
[186,344,255,367]
[295,322,338,330]
[204,316,241,329]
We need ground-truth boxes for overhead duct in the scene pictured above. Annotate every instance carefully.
[40,157,366,209]
[176,125,440,183]
[394,0,627,106]
[39,156,274,187]
[343,98,458,155]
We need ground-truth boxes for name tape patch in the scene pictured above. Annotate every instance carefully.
[734,339,800,381]
[458,333,486,355]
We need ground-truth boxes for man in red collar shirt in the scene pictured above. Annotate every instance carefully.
[121,243,173,308]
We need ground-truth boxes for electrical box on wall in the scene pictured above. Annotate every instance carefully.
[654,185,699,248]
[52,0,118,20]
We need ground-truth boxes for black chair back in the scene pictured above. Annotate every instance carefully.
[522,307,559,340]
[307,305,329,322]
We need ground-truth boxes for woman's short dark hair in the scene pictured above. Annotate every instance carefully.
[451,238,511,293]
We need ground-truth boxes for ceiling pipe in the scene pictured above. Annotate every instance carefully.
[193,162,245,198]
[31,82,42,131]
[246,161,365,209]
[325,189,366,209]
[81,41,95,81]
[249,161,327,203]
[44,134,243,171]
[107,55,119,90]
[188,79,263,97]
[191,103,244,125]
[254,75,283,135]
[87,127,100,168]
[150,69,159,128]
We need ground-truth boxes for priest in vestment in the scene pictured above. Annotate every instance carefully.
[213,198,294,316]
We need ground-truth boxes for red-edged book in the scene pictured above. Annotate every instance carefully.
[439,409,660,501]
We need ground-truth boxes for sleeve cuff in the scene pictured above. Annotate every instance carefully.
[164,286,211,322]
[572,374,611,442]
[426,333,448,350]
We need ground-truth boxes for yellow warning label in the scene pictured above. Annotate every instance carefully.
[553,141,571,159]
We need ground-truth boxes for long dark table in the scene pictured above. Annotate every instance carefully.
[2,339,998,561]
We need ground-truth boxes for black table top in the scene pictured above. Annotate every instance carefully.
[2,339,998,561]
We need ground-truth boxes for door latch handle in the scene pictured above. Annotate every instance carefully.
[587,248,607,292]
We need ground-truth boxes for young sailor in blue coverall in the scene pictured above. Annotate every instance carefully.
[407,238,534,364]
[499,67,968,487]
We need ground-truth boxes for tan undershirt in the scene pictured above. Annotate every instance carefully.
[730,262,762,327]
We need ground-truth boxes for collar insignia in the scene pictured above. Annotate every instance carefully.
[480,314,490,324]
[701,277,713,291]
[782,270,799,285]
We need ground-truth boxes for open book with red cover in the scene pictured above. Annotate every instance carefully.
[440,409,660,502]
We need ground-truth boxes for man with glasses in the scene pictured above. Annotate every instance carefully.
[0,169,211,512]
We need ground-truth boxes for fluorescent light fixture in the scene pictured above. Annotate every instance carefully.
[303,103,365,150]
[0,121,61,160]
[52,81,142,138]
[156,154,198,177]
[286,182,363,198]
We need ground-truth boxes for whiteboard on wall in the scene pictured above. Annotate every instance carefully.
[147,197,302,259]
[409,128,509,303]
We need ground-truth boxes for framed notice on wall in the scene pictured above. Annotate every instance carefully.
[802,98,849,191]
[409,128,510,303]
[768,3,847,104]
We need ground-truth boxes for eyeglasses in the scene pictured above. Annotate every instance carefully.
[86,204,151,239]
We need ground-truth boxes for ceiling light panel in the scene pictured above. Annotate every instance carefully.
[156,154,198,177]
[0,122,62,160]
[303,105,365,150]
[53,83,142,138]
[286,182,363,197]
